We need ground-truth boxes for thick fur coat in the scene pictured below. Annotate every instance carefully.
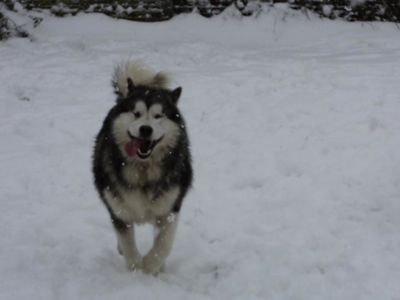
[92,61,193,275]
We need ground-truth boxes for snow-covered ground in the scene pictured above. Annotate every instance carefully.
[1,6,400,300]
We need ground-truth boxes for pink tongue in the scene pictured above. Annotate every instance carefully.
[124,139,141,157]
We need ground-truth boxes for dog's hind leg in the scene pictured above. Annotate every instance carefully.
[159,262,166,273]
[117,242,123,255]
[141,213,179,275]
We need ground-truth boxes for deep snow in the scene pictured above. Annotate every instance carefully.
[1,5,400,300]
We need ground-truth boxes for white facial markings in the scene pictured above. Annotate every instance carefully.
[128,101,147,139]
[146,104,166,140]
[150,104,163,115]
[126,102,166,141]
[113,112,135,149]
[133,101,147,119]
[113,100,180,160]
[149,104,164,123]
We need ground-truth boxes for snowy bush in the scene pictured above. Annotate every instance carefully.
[0,0,30,41]
[0,12,10,40]
[2,0,400,27]
[289,0,400,22]
[349,0,400,22]
[20,0,175,21]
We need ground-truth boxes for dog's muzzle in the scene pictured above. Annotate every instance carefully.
[124,132,163,160]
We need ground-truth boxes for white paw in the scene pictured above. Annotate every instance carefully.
[141,251,165,275]
[125,256,142,271]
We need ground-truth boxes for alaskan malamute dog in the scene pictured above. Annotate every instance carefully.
[92,61,193,275]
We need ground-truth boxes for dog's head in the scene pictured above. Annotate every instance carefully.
[112,78,183,161]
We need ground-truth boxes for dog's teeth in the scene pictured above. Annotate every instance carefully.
[138,148,151,156]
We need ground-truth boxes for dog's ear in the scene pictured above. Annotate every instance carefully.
[127,78,135,94]
[170,87,182,106]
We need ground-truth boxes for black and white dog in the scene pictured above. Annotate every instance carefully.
[92,61,193,275]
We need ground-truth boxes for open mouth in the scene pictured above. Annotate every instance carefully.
[124,133,163,160]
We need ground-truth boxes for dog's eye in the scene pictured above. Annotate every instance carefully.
[133,111,141,118]
[154,114,163,119]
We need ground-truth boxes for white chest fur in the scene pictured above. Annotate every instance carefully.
[104,186,180,225]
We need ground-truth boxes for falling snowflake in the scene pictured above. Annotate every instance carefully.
[167,213,176,223]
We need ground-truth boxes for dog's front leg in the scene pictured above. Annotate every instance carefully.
[141,213,179,275]
[114,224,142,271]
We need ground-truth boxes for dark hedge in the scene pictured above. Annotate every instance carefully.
[1,0,399,29]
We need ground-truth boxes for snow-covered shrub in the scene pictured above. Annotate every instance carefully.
[349,0,400,22]
[0,0,29,41]
[234,0,263,16]
[0,12,10,40]
[289,0,400,22]
[6,0,400,23]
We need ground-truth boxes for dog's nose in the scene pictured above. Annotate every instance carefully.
[139,125,153,138]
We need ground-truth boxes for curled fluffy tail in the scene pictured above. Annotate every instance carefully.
[113,60,171,97]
